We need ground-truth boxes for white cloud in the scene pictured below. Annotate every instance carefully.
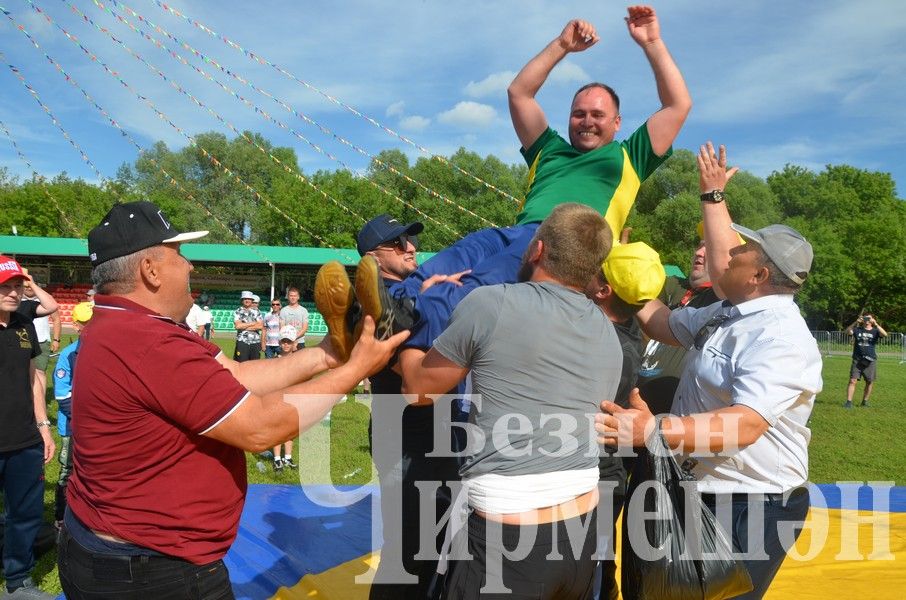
[386,101,405,117]
[464,71,516,98]
[437,102,497,129]
[548,61,590,85]
[399,115,430,131]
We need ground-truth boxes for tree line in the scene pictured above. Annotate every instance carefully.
[1,131,903,330]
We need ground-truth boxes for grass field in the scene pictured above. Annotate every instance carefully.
[6,334,904,594]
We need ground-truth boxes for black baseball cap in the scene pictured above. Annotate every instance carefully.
[356,214,423,256]
[88,201,208,266]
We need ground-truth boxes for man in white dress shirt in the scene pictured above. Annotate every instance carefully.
[601,143,822,599]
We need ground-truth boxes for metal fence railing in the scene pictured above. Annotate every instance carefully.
[811,331,906,363]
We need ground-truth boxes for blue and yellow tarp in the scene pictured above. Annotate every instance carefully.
[56,483,906,599]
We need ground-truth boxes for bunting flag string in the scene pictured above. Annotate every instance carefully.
[89,0,482,238]
[98,0,499,231]
[58,0,378,233]
[24,0,356,261]
[0,50,111,194]
[150,0,522,206]
[1,6,276,264]
[0,115,84,239]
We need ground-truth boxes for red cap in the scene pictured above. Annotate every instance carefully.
[0,255,31,285]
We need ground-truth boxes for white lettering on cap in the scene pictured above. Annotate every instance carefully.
[157,210,171,230]
[0,260,19,272]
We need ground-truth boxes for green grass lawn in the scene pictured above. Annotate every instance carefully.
[6,335,904,594]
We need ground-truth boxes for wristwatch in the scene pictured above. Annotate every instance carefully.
[36,420,51,428]
[700,190,726,203]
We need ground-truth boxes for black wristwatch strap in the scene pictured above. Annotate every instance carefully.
[700,190,726,203]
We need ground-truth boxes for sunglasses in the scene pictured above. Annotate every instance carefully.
[271,303,281,306]
[377,234,418,252]
[693,313,731,350]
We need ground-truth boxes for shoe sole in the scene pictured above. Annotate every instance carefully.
[355,256,394,341]
[315,261,355,362]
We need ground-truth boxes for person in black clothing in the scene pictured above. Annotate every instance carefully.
[353,215,465,600]
[843,313,888,408]
[583,241,666,600]
[0,256,55,599]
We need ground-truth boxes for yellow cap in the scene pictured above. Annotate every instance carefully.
[71,301,93,324]
[602,242,666,305]
[697,221,746,244]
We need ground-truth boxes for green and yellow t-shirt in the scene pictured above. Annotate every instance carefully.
[517,122,671,238]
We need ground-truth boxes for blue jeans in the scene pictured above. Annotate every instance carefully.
[58,525,235,599]
[391,223,539,349]
[264,345,280,359]
[702,487,810,599]
[0,443,44,590]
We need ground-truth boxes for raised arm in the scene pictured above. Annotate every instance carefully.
[508,19,599,150]
[635,298,680,346]
[698,142,739,299]
[844,316,861,335]
[27,280,59,317]
[627,6,691,156]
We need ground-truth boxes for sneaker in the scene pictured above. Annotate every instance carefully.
[843,401,853,409]
[4,578,54,599]
[860,400,870,407]
[354,256,418,341]
[315,261,356,362]
[283,457,297,469]
[273,458,284,472]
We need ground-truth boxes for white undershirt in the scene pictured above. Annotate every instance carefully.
[465,467,599,514]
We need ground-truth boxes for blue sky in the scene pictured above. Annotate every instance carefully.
[1,0,904,212]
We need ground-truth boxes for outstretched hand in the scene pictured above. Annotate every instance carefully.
[595,388,656,448]
[419,269,472,293]
[346,316,410,377]
[559,19,599,53]
[698,142,739,193]
[625,5,660,46]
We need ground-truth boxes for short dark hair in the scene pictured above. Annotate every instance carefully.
[530,203,612,288]
[598,271,646,321]
[573,83,620,112]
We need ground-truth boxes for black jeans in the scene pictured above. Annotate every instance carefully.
[443,511,598,600]
[58,526,235,600]
[701,487,810,600]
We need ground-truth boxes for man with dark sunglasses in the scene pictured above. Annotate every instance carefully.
[600,143,822,599]
[315,214,462,599]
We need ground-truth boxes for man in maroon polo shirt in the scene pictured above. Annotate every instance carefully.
[57,201,408,599]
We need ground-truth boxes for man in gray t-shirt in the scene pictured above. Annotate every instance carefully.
[279,287,309,349]
[401,203,621,598]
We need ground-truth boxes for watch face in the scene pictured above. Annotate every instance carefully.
[713,190,725,202]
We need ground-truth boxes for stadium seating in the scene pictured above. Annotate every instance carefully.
[44,285,327,334]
